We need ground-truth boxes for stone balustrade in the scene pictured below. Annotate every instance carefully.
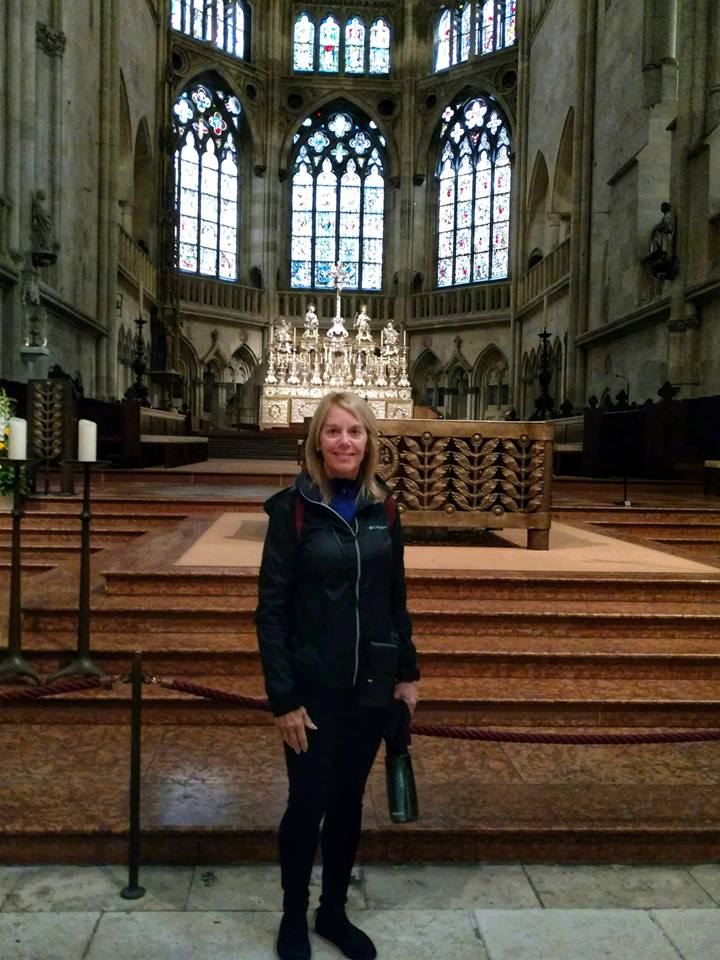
[409,281,511,322]
[377,418,553,549]
[277,289,396,323]
[117,227,157,298]
[516,237,571,311]
[178,275,264,316]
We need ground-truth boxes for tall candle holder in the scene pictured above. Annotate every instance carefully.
[0,461,41,684]
[49,460,108,680]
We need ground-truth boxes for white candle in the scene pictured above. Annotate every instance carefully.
[78,419,97,462]
[8,418,27,460]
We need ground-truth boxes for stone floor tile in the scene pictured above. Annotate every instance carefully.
[523,864,716,909]
[364,863,539,909]
[652,908,720,959]
[686,864,720,905]
[186,864,364,911]
[1,865,193,912]
[85,911,282,960]
[0,867,27,906]
[473,909,682,960]
[335,909,486,960]
[0,912,98,960]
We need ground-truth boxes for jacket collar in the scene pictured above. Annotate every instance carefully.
[294,470,382,513]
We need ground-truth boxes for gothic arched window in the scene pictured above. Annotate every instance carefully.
[434,1,516,72]
[173,82,242,280]
[290,108,386,290]
[292,12,391,74]
[171,1,251,60]
[436,94,512,287]
[318,15,341,72]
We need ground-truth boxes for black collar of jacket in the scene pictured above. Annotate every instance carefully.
[262,470,390,517]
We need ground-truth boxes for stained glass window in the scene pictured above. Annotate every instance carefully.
[293,12,315,70]
[173,83,242,280]
[319,15,340,72]
[292,12,392,74]
[170,1,250,60]
[434,2,517,71]
[369,19,391,74]
[345,17,365,73]
[436,94,512,287]
[290,109,386,290]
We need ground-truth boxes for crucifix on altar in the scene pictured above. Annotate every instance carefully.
[329,261,350,321]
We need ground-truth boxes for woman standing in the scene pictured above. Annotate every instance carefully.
[256,391,419,960]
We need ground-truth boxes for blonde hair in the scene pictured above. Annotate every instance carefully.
[304,391,385,503]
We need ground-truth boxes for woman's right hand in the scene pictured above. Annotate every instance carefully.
[275,706,318,754]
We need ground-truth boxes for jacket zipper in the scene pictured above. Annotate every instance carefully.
[300,492,362,686]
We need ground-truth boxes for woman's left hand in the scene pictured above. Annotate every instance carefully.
[393,681,419,717]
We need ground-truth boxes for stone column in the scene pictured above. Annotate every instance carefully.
[509,0,530,405]
[642,0,679,106]
[665,0,705,393]
[567,0,597,406]
[96,0,120,398]
[709,0,720,129]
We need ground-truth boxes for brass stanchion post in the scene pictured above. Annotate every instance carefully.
[121,651,145,900]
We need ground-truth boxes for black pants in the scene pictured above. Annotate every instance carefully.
[278,680,389,916]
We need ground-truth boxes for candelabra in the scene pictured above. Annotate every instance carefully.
[0,461,41,684]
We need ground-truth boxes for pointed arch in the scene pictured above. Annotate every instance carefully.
[473,343,509,418]
[411,348,443,410]
[289,101,388,290]
[435,92,512,287]
[552,108,574,217]
[118,73,133,233]
[526,151,549,263]
[170,1,251,60]
[132,117,154,249]
[172,77,243,279]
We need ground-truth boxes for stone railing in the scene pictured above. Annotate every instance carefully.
[376,419,553,549]
[409,281,511,322]
[516,237,571,310]
[277,290,396,323]
[178,275,264,316]
[117,227,157,298]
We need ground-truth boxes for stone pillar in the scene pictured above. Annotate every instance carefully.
[642,0,679,106]
[709,0,720,129]
[97,0,120,398]
[5,0,23,259]
[567,0,598,406]
[509,0,530,405]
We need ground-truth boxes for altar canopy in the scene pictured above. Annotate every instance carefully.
[260,262,412,426]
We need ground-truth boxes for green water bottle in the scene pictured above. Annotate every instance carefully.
[385,749,419,823]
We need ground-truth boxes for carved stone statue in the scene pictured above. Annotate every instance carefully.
[381,319,399,355]
[303,302,319,340]
[31,190,58,266]
[646,202,677,280]
[354,304,374,348]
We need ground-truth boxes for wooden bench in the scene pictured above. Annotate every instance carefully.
[121,401,208,468]
[376,419,553,550]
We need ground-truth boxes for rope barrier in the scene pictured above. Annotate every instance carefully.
[0,675,114,703]
[149,676,720,746]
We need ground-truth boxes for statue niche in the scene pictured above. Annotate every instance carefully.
[31,190,59,267]
[645,202,677,281]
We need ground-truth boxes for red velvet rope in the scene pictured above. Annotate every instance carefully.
[0,675,111,703]
[152,677,720,746]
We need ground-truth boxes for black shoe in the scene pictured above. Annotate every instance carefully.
[277,912,311,960]
[314,907,376,960]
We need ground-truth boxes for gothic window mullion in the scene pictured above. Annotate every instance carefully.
[358,172,366,288]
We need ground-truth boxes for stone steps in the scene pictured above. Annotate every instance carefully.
[4,673,720,729]
[0,513,184,532]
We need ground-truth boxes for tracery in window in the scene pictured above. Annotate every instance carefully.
[434,1,516,71]
[436,94,512,287]
[173,82,242,280]
[171,1,250,60]
[290,108,386,290]
[292,11,391,74]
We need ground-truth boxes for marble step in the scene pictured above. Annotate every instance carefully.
[0,527,144,547]
[4,673,720,728]
[17,637,720,681]
[24,496,264,516]
[5,722,720,864]
[100,567,720,603]
[554,506,720,524]
[587,523,720,540]
[0,513,183,531]
[21,594,720,638]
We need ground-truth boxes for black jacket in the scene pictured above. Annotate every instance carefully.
[255,471,419,716]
